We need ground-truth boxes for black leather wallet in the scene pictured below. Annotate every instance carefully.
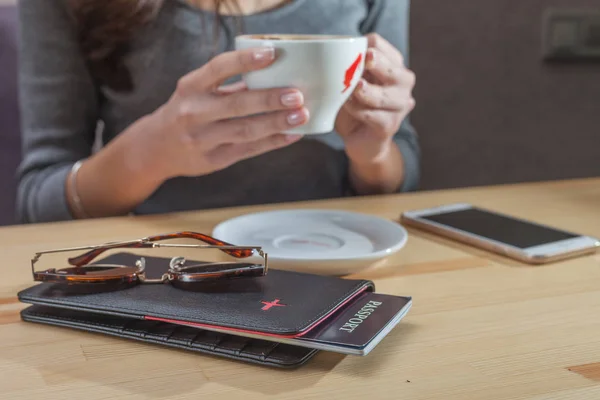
[18,253,375,368]
[20,305,318,368]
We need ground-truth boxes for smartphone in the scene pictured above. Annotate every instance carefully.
[400,203,599,264]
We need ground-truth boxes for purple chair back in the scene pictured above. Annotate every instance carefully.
[0,5,20,226]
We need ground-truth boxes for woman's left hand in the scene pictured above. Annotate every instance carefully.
[335,33,416,165]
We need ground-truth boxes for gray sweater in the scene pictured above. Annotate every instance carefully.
[17,0,420,223]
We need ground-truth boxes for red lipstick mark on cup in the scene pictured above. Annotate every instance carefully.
[342,53,363,93]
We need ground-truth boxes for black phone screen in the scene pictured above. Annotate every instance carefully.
[420,207,579,249]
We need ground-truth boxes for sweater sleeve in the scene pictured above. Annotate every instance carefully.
[16,0,99,223]
[361,0,421,192]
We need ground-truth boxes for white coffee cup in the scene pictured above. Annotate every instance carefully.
[235,34,368,135]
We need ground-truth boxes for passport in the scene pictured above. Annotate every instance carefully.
[162,292,412,356]
[297,292,412,355]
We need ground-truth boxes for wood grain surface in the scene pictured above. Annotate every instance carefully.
[1,178,599,400]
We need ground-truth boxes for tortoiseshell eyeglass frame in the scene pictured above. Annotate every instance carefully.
[30,232,268,289]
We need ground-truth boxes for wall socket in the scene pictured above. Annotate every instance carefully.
[543,8,600,61]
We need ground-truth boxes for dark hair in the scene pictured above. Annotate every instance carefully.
[67,0,238,91]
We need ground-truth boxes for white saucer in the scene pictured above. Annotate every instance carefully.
[212,209,408,276]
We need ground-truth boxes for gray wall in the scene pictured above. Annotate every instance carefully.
[410,0,600,190]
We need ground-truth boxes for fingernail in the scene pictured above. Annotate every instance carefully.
[287,110,307,126]
[253,47,275,61]
[281,91,304,107]
[366,49,376,68]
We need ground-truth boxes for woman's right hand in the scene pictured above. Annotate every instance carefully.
[66,47,308,220]
[144,46,309,181]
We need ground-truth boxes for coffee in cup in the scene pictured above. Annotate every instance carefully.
[235,34,368,135]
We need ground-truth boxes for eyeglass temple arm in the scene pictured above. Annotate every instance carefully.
[31,253,41,277]
[66,232,255,267]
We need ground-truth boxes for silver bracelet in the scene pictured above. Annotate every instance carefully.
[69,160,90,219]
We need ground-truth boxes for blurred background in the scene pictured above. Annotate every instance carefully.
[411,0,599,191]
[1,0,599,226]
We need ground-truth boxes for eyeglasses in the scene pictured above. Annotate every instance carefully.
[31,232,268,290]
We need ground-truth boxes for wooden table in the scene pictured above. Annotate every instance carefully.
[1,178,599,400]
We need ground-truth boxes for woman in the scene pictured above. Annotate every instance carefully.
[17,0,419,223]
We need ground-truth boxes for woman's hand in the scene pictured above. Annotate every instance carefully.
[334,33,416,194]
[336,34,415,163]
[70,47,308,219]
[145,46,309,182]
